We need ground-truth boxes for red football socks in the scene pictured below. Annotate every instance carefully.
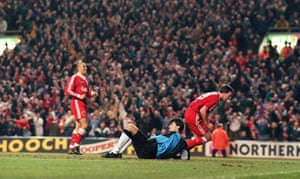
[186,137,204,149]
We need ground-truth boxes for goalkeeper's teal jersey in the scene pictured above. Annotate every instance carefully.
[155,132,181,158]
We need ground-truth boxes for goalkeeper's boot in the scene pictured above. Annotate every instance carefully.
[102,152,122,158]
[181,149,190,160]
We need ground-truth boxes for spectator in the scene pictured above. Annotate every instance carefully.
[278,120,292,141]
[290,120,300,141]
[228,112,242,141]
[280,41,293,60]
[7,121,17,136]
[94,120,111,137]
[0,115,8,136]
[0,16,7,32]
[88,112,101,137]
[33,112,44,136]
[258,46,270,60]
[274,15,290,29]
[14,116,31,136]
[59,110,75,136]
[211,123,229,157]
[255,116,271,141]
[45,113,60,136]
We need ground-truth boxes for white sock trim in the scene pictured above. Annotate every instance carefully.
[72,129,78,134]
[78,128,86,135]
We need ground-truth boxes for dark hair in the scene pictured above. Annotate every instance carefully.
[220,84,234,94]
[169,117,184,133]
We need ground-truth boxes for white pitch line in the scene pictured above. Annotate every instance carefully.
[203,170,300,179]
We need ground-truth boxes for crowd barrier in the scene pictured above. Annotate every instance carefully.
[0,137,117,153]
[1,137,298,159]
[205,140,300,159]
[0,136,204,156]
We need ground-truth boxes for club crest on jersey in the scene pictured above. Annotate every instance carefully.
[81,87,88,92]
[81,111,87,117]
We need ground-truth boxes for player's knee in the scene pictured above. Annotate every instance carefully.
[125,123,138,133]
[82,124,88,129]
[79,119,88,129]
[125,123,134,131]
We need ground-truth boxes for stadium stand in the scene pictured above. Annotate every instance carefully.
[0,0,299,142]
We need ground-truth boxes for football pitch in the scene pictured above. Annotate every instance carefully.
[1,153,300,179]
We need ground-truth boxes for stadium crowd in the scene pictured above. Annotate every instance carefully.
[0,0,300,142]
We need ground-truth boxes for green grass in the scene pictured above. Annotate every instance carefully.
[1,153,300,179]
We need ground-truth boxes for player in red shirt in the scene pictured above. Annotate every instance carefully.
[65,60,98,154]
[184,84,234,149]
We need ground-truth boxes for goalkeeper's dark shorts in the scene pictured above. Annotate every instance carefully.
[124,130,157,159]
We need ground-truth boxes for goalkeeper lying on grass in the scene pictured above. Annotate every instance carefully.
[103,117,189,160]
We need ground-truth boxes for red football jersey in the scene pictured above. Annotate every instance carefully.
[65,72,93,120]
[188,92,220,112]
[65,72,92,98]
